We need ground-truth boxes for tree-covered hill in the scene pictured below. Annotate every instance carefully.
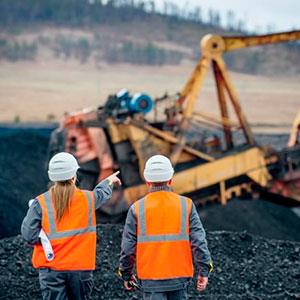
[0,0,299,75]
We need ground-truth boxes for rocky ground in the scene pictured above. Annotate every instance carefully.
[0,225,299,300]
[0,125,300,299]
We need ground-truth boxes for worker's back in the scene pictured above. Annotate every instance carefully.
[134,190,194,280]
[32,188,96,270]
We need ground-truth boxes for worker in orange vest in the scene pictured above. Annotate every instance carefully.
[21,152,121,300]
[119,155,213,299]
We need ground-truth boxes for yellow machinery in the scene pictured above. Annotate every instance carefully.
[270,110,300,201]
[50,30,300,215]
[171,31,300,158]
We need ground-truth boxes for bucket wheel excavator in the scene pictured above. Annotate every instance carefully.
[49,30,300,216]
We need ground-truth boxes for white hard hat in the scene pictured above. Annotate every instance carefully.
[48,152,79,182]
[143,155,174,182]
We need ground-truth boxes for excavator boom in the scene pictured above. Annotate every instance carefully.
[224,30,300,52]
[174,30,300,162]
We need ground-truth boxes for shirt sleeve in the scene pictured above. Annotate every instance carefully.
[93,179,113,210]
[189,202,213,277]
[21,199,42,245]
[119,205,137,280]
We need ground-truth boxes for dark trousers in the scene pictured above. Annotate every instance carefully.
[143,288,188,300]
[39,269,94,300]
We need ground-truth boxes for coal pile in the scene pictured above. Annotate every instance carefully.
[255,134,289,151]
[0,124,54,238]
[199,198,300,242]
[0,225,299,300]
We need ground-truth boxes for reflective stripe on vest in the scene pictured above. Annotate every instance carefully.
[137,196,189,243]
[43,191,96,240]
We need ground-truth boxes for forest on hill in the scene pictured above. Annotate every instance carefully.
[0,0,299,75]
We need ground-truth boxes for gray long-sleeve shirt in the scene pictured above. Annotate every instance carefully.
[21,179,113,245]
[119,187,212,292]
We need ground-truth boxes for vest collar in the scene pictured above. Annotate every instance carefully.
[149,185,172,193]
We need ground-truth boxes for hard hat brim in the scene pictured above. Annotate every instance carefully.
[143,169,174,182]
[48,166,79,182]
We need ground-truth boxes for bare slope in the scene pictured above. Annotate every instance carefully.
[0,60,299,130]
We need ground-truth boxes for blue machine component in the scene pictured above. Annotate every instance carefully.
[116,88,130,100]
[116,89,153,115]
[129,93,153,114]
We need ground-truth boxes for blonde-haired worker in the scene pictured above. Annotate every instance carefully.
[21,152,121,300]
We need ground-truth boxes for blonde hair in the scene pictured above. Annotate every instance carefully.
[50,179,75,222]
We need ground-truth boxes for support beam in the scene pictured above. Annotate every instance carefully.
[129,120,214,162]
[220,181,227,205]
[212,60,233,149]
[181,57,211,118]
[215,56,255,145]
[171,57,211,165]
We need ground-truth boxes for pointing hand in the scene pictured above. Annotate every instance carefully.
[106,171,122,186]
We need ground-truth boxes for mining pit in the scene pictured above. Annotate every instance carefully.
[0,124,300,299]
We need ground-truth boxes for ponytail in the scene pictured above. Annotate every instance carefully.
[50,179,75,222]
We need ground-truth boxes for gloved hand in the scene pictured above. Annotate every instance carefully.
[106,171,122,186]
[117,269,139,291]
[197,276,208,292]
[124,274,139,291]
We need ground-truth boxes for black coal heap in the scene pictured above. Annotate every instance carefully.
[0,225,300,299]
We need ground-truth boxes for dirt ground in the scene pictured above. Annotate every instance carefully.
[0,225,299,300]
[0,60,299,133]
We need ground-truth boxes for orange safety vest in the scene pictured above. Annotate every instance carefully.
[32,189,96,271]
[134,191,194,280]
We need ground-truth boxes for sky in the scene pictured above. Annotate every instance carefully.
[153,0,300,32]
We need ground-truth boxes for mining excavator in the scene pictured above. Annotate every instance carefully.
[48,30,300,216]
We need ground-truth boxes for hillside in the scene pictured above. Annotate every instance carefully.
[0,0,299,75]
[0,60,299,127]
[0,1,299,125]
